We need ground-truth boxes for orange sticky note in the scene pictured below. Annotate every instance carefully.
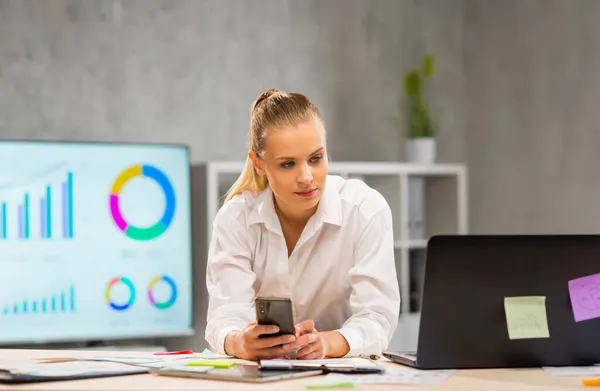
[582,378,600,387]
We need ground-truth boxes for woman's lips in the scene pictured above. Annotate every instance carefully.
[295,188,317,198]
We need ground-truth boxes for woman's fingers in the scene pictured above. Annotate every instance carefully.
[253,333,297,349]
[293,342,318,359]
[247,324,280,339]
[255,344,294,360]
[295,319,316,336]
[238,321,326,361]
[282,332,317,351]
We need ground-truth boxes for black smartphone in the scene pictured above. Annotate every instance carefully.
[255,297,295,339]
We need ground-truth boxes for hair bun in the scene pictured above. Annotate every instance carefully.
[252,88,281,112]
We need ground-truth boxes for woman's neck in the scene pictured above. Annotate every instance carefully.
[273,196,318,229]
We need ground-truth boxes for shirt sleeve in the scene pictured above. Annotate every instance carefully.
[204,210,257,355]
[336,204,401,357]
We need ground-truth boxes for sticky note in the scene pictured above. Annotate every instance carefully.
[186,360,236,368]
[305,378,354,389]
[583,378,600,387]
[504,296,550,339]
[568,273,600,322]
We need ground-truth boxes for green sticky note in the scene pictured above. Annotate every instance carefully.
[186,360,236,368]
[504,296,550,340]
[305,378,354,389]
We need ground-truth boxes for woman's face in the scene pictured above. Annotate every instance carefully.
[252,117,328,218]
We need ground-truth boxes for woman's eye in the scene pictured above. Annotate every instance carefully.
[280,155,321,169]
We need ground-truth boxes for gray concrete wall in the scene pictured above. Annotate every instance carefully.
[464,0,600,234]
[0,0,466,163]
[0,0,465,350]
[0,0,468,164]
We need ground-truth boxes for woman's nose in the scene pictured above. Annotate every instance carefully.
[298,164,313,183]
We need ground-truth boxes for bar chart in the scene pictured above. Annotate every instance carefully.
[1,285,76,316]
[0,172,74,240]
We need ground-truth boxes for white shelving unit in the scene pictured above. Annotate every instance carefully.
[205,161,468,314]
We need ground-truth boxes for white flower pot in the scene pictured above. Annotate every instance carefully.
[406,138,436,164]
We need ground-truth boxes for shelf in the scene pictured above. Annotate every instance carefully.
[203,160,468,314]
[394,239,429,249]
[206,161,466,176]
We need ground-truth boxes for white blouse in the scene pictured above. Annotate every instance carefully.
[205,175,401,357]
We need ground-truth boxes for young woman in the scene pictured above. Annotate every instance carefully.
[205,89,400,361]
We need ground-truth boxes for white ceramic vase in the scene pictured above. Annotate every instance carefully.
[406,138,436,164]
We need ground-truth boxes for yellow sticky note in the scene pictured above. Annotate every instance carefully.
[504,296,550,339]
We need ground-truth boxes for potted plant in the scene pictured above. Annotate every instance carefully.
[403,54,437,164]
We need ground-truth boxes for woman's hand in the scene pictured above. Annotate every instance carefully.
[282,320,351,359]
[225,322,297,361]
[283,320,328,360]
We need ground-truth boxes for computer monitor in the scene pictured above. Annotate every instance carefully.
[0,140,193,344]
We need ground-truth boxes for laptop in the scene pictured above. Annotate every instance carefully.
[383,235,600,369]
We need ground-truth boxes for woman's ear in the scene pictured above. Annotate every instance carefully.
[248,150,265,176]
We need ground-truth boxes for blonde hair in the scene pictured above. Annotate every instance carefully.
[224,89,323,203]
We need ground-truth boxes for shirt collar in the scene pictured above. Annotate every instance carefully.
[314,176,343,227]
[247,185,279,232]
[247,175,343,231]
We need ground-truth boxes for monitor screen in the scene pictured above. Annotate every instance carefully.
[0,141,193,344]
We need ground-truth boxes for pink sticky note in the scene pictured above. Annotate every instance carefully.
[568,273,600,322]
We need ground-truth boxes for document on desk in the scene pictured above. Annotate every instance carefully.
[318,365,454,385]
[90,349,231,364]
[37,349,231,369]
[543,364,600,377]
[38,355,185,369]
[0,361,148,384]
[308,365,453,386]
[193,348,233,359]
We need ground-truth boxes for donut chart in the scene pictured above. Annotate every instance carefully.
[147,275,178,310]
[109,164,176,241]
[106,277,136,311]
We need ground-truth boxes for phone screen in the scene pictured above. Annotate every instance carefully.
[255,297,295,338]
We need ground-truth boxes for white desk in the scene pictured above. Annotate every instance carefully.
[0,349,587,391]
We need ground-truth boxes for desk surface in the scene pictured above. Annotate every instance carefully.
[0,349,588,391]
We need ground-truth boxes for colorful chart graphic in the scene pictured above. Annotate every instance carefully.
[147,275,178,310]
[2,285,75,316]
[109,165,175,241]
[0,171,74,240]
[106,277,136,311]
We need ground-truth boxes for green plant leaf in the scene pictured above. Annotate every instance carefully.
[402,54,437,139]
[403,70,421,96]
[422,55,435,80]
[405,96,435,138]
